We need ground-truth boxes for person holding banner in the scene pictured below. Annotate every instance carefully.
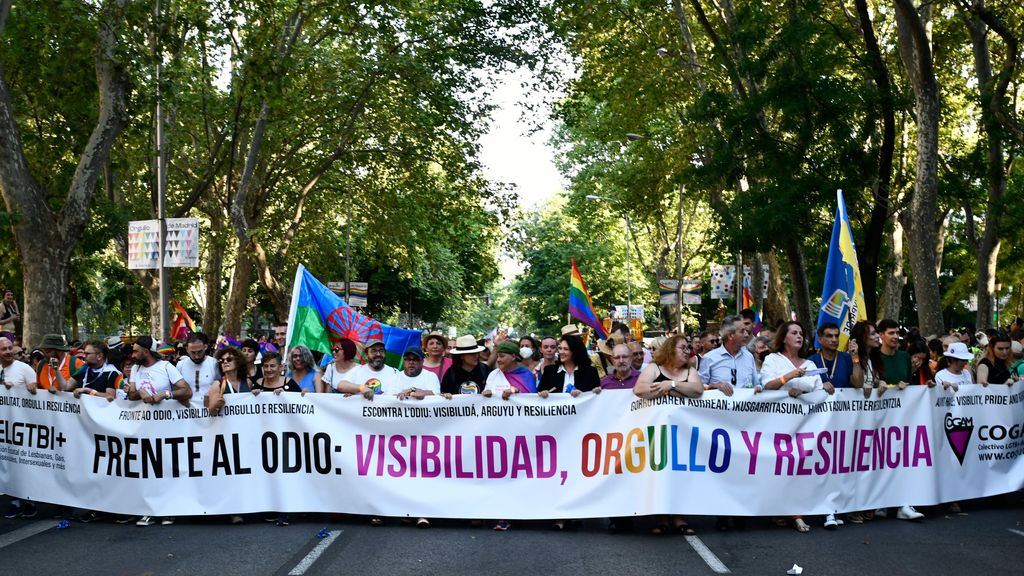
[759,321,830,532]
[286,345,319,393]
[698,315,757,395]
[934,343,974,391]
[976,332,1017,385]
[253,353,303,394]
[421,332,452,382]
[70,340,122,400]
[317,338,357,393]
[339,340,399,399]
[176,333,218,403]
[807,323,854,389]
[394,346,440,400]
[634,335,703,400]
[439,335,489,396]
[538,334,600,396]
[207,347,255,418]
[877,319,912,392]
[850,321,882,398]
[484,341,537,400]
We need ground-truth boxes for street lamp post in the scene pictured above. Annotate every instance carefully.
[586,194,631,317]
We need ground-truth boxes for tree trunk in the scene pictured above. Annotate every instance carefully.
[783,236,813,330]
[202,203,225,335]
[223,247,251,336]
[0,0,129,346]
[881,211,907,322]
[893,0,944,335]
[854,0,896,320]
[763,249,790,328]
[19,240,69,345]
[967,13,1007,330]
[69,278,80,341]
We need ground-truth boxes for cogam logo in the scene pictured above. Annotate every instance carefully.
[944,413,974,465]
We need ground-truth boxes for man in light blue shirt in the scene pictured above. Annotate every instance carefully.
[698,315,759,395]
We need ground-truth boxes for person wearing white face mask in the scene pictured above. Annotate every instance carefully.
[518,335,541,378]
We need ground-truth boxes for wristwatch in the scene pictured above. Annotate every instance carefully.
[670,381,677,391]
[165,389,172,400]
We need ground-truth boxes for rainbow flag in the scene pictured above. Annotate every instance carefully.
[815,190,867,350]
[741,278,762,335]
[569,258,608,340]
[286,264,421,369]
[170,300,196,341]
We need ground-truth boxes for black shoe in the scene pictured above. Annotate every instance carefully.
[715,517,730,532]
[4,504,21,519]
[275,515,289,527]
[76,511,101,523]
[20,503,37,518]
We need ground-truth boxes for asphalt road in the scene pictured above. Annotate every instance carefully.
[2,494,1023,576]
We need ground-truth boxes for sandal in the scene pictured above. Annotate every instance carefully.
[551,520,566,531]
[794,518,810,533]
[416,517,430,528]
[948,502,961,513]
[370,517,384,526]
[772,517,789,528]
[651,523,669,535]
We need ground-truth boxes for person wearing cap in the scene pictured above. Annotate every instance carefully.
[483,341,537,400]
[421,332,451,381]
[337,339,399,398]
[69,340,123,400]
[538,334,600,396]
[977,332,1017,385]
[934,342,974,391]
[176,332,219,402]
[126,336,192,407]
[393,346,439,399]
[439,335,489,396]
[36,333,86,392]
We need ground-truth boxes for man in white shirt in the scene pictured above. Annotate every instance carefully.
[0,336,37,392]
[127,336,192,406]
[175,333,219,402]
[698,315,758,395]
[392,346,439,399]
[339,339,399,398]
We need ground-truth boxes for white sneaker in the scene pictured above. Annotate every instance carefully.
[136,515,155,527]
[160,517,175,525]
[896,505,924,521]
[824,513,839,530]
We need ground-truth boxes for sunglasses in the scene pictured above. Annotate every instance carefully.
[218,357,235,364]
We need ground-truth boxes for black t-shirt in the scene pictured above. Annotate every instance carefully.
[254,377,301,393]
[76,366,123,394]
[440,363,489,395]
[979,358,1012,384]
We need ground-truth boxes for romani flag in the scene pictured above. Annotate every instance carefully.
[286,264,421,369]
[568,258,609,340]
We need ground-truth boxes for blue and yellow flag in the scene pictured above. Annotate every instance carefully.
[816,191,867,350]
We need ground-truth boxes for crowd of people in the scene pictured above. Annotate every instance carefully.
[2,294,1023,533]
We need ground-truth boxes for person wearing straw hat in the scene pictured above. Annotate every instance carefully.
[439,335,489,396]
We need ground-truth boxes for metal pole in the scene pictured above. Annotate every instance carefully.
[345,200,351,303]
[154,0,170,341]
[624,214,631,317]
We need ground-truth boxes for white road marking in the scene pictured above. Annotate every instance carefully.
[685,534,731,573]
[1008,528,1024,538]
[288,529,342,575]
[0,520,54,549]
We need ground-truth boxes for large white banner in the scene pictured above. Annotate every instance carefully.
[2,384,1023,518]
